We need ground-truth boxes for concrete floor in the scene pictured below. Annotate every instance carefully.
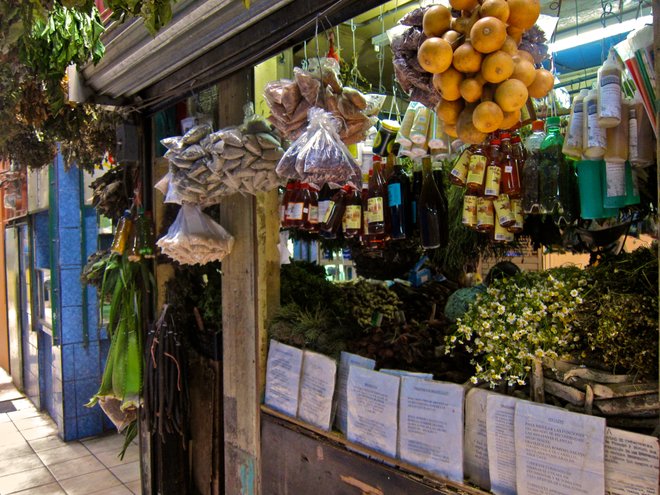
[0,370,140,495]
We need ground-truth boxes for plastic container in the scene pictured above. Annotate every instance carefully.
[562,89,588,158]
[624,161,641,206]
[522,120,546,213]
[604,99,629,163]
[395,102,418,147]
[601,161,627,209]
[583,89,607,158]
[539,117,563,214]
[576,160,618,219]
[596,50,622,128]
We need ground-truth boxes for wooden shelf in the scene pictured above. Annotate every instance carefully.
[261,405,490,495]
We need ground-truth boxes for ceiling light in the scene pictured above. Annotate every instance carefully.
[548,15,653,53]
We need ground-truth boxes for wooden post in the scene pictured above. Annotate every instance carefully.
[219,67,280,495]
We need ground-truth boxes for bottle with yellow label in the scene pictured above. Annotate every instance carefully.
[466,144,487,195]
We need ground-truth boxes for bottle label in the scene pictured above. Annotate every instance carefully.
[288,202,304,221]
[628,117,638,161]
[462,195,478,228]
[493,194,514,226]
[466,155,487,187]
[450,150,470,184]
[510,199,524,231]
[279,204,286,222]
[587,100,607,149]
[368,197,384,222]
[599,73,621,120]
[318,200,330,225]
[344,205,361,229]
[309,205,319,224]
[322,201,335,224]
[605,161,626,198]
[566,104,584,149]
[387,183,402,207]
[476,197,494,230]
[363,209,371,228]
[484,166,502,197]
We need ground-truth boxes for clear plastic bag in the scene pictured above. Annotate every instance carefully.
[157,205,235,265]
[277,107,361,187]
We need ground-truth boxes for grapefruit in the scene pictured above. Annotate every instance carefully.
[433,67,464,101]
[457,106,488,144]
[510,59,536,86]
[436,98,464,125]
[452,41,483,73]
[472,101,504,133]
[516,50,535,64]
[423,5,452,37]
[507,25,524,44]
[449,0,479,11]
[507,0,541,30]
[470,16,507,54]
[501,36,519,56]
[417,37,453,74]
[442,30,463,46]
[500,108,521,129]
[479,0,509,23]
[494,79,528,112]
[460,78,484,102]
[481,50,514,83]
[527,68,555,98]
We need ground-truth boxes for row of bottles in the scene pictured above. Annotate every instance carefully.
[280,154,449,250]
[110,209,156,261]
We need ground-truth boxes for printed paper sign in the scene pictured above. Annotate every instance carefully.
[487,395,518,495]
[264,340,303,417]
[464,388,495,491]
[297,350,337,431]
[605,427,659,495]
[334,352,376,434]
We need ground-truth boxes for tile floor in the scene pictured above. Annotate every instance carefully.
[0,371,141,495]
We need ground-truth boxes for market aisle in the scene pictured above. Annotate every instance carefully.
[0,370,140,495]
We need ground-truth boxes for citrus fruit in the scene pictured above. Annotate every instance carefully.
[433,67,464,101]
[507,0,541,30]
[423,5,452,37]
[470,16,507,54]
[460,78,484,102]
[457,106,488,144]
[417,37,453,74]
[510,59,536,86]
[436,98,464,125]
[452,41,483,73]
[527,68,555,98]
[500,108,521,129]
[479,0,509,23]
[481,50,514,83]
[494,79,528,112]
[472,101,504,133]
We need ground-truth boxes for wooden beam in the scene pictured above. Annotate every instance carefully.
[219,67,279,495]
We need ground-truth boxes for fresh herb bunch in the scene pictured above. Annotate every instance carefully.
[446,267,587,387]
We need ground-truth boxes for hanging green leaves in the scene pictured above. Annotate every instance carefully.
[105,0,175,36]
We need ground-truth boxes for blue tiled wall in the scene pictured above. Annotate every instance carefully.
[45,154,109,441]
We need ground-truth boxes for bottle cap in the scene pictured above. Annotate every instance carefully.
[500,132,511,140]
[531,120,545,131]
[546,116,560,127]
[490,139,501,145]
[380,119,401,132]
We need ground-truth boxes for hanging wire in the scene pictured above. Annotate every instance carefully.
[350,19,358,87]
[377,5,386,94]
[335,25,341,58]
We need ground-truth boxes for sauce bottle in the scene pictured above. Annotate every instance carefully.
[597,49,622,128]
[604,99,629,163]
[500,133,521,198]
[466,144,487,195]
[562,89,588,159]
[583,89,607,158]
[449,146,471,187]
[111,210,133,255]
[483,139,502,199]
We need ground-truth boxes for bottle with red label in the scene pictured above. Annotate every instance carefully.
[286,182,307,228]
[343,187,362,238]
[303,184,319,232]
[280,181,296,227]
[367,158,387,236]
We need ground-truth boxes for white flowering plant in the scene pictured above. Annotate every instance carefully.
[445,267,588,388]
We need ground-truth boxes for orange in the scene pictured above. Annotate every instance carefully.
[433,67,464,101]
[507,0,541,30]
[457,106,488,144]
[494,79,528,112]
[470,17,507,54]
[479,0,509,23]
[507,25,524,44]
[423,5,452,37]
[501,36,519,56]
[436,98,464,125]
[460,78,484,102]
[527,69,555,98]
[452,42,483,73]
[472,101,504,133]
[450,0,479,11]
[445,123,458,138]
[417,37,453,74]
[516,50,535,64]
[481,50,514,83]
[500,108,521,130]
[442,30,462,46]
[510,59,536,86]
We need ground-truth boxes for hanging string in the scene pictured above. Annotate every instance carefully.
[302,40,308,70]
[335,25,341,59]
[377,5,386,94]
[350,19,358,87]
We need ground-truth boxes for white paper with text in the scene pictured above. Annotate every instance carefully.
[264,340,304,417]
[297,350,337,430]
[464,388,496,491]
[347,367,400,458]
[514,401,606,495]
[487,395,518,495]
[399,378,464,482]
[334,352,376,434]
[605,427,659,495]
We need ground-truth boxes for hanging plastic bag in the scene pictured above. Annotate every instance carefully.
[157,205,235,265]
[277,107,361,187]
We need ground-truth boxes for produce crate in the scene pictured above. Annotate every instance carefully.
[532,358,659,431]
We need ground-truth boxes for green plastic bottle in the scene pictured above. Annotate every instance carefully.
[539,117,563,215]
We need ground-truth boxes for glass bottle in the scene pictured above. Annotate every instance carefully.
[483,139,502,199]
[303,185,319,232]
[522,120,545,213]
[111,210,133,255]
[597,49,622,128]
[432,161,449,221]
[556,159,580,225]
[386,156,411,240]
[466,144,487,195]
[418,157,448,249]
[476,197,495,233]
[500,133,521,198]
[280,182,295,226]
[367,159,387,236]
[127,210,144,262]
[583,89,607,158]
[316,183,333,230]
[360,171,372,245]
[449,146,471,187]
[321,186,350,236]
[343,187,362,238]
[563,89,588,159]
[410,159,423,232]
[539,117,563,214]
[140,211,156,258]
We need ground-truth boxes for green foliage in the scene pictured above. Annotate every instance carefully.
[280,261,343,314]
[105,0,175,36]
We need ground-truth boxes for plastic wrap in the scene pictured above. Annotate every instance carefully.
[399,6,426,27]
[157,204,235,265]
[276,107,361,187]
